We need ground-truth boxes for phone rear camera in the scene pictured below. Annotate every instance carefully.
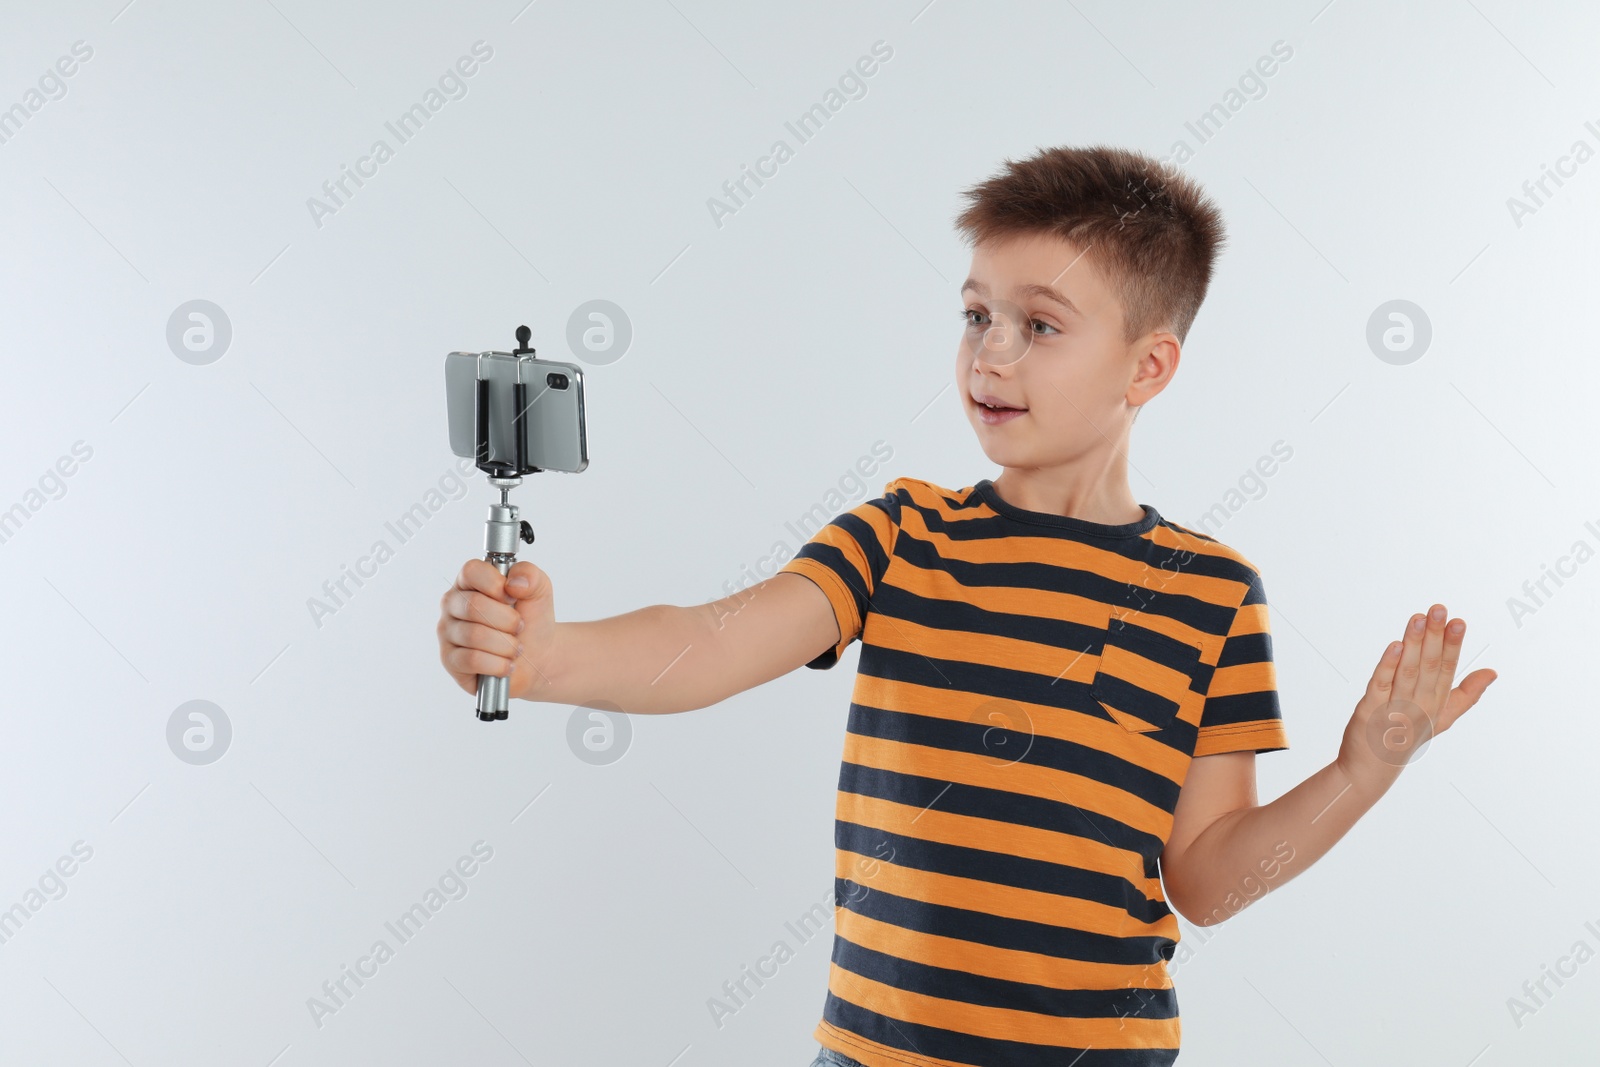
[547,372,569,389]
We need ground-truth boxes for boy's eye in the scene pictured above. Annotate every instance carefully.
[962,308,1059,336]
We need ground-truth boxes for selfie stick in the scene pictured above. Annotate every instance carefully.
[473,325,540,722]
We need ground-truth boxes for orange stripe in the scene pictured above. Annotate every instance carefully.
[815,1020,986,1067]
[1094,640,1199,699]
[1146,517,1253,567]
[853,611,1203,732]
[835,846,1178,941]
[836,906,1174,992]
[798,526,874,595]
[897,502,1156,586]
[899,499,1252,620]
[844,732,1175,841]
[839,791,1163,899]
[1207,600,1277,698]
[1232,600,1271,635]
[862,610,1102,684]
[848,674,1191,788]
[826,962,1181,1049]
[1207,659,1277,698]
[887,556,1114,633]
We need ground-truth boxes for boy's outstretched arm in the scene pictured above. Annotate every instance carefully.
[438,559,841,715]
[1160,603,1499,927]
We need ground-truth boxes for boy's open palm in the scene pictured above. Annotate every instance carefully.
[1337,603,1498,794]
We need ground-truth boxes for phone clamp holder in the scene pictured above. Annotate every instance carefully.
[473,325,542,722]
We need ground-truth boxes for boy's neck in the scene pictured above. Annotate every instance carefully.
[988,468,1144,526]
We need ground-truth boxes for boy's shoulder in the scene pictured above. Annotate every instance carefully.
[874,474,969,505]
[864,475,983,525]
[878,474,1267,586]
[1157,514,1257,559]
[1153,514,1268,596]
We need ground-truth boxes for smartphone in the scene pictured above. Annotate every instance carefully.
[445,350,588,474]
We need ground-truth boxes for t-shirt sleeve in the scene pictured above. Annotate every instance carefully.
[1194,570,1289,756]
[777,482,903,670]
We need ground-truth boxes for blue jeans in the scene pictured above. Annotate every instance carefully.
[809,1047,865,1067]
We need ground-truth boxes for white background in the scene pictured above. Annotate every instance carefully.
[0,1,1594,1064]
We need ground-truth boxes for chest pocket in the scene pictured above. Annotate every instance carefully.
[1091,611,1205,734]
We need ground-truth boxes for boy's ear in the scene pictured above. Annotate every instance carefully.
[1128,334,1180,408]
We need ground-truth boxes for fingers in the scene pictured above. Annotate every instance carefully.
[437,602,521,694]
[439,557,548,699]
[1392,612,1426,704]
[1436,614,1466,714]
[1413,604,1448,715]
[437,621,515,695]
[456,557,514,604]
[1364,638,1403,707]
[1385,607,1496,736]
[441,618,522,661]
[441,642,516,683]
[441,576,522,634]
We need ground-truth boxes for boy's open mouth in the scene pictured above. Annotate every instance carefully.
[973,392,1027,423]
[972,391,1025,410]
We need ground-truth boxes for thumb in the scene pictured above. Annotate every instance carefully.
[1440,667,1497,731]
[504,560,548,602]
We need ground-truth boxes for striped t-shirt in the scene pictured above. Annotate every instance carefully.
[779,475,1288,1067]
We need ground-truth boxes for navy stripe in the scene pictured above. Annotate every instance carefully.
[836,819,1170,924]
[843,704,1184,819]
[855,646,1204,759]
[791,540,870,612]
[866,559,1229,676]
[906,496,1246,581]
[839,879,1175,967]
[823,977,1178,1067]
[871,574,1115,650]
[1238,571,1268,606]
[838,759,1167,868]
[1197,690,1284,731]
[834,934,1178,1018]
[893,533,1243,636]
[834,509,895,584]
[1216,628,1273,669]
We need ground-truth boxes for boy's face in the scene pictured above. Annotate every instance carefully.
[956,231,1177,471]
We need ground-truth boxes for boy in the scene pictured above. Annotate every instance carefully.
[437,144,1497,1066]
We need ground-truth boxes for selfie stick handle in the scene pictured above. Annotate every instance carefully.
[476,484,531,721]
[472,326,540,722]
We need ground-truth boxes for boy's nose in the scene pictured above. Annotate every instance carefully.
[967,300,1035,367]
